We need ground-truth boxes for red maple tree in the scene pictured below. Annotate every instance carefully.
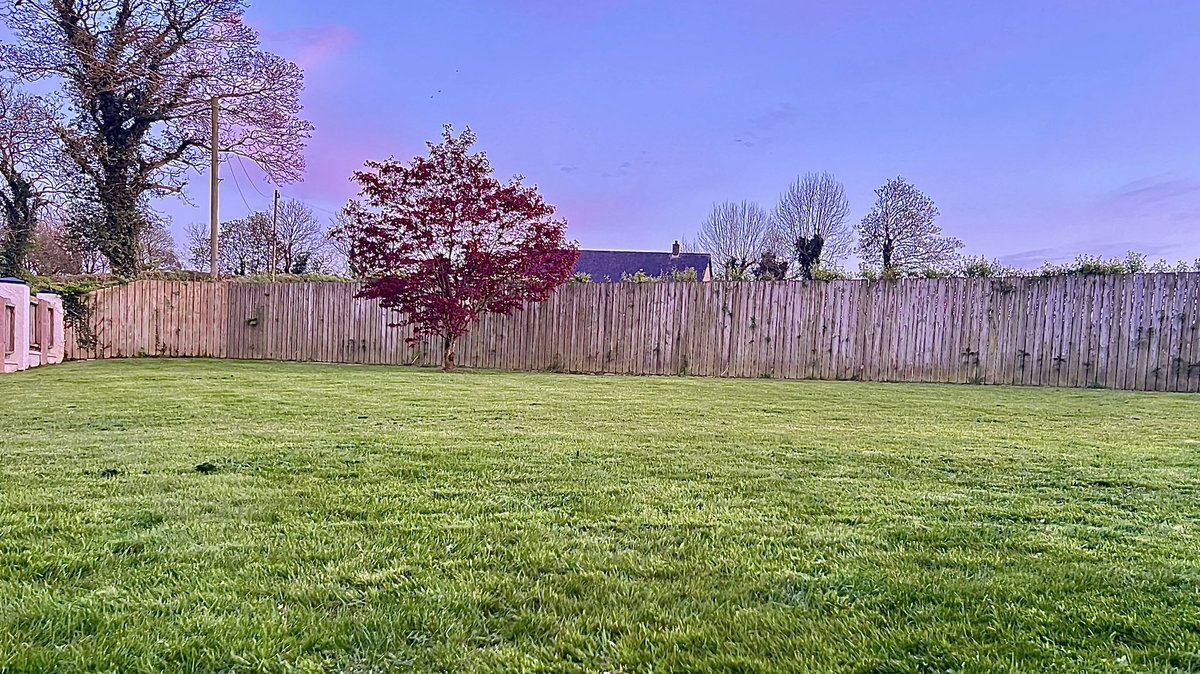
[341,126,579,370]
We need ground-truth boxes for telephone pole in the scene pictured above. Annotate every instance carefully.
[271,189,280,280]
[209,97,220,280]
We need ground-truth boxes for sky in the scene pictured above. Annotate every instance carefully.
[163,0,1200,268]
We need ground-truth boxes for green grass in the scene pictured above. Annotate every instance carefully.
[2,359,1200,673]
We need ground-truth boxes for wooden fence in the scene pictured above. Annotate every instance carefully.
[64,274,1200,392]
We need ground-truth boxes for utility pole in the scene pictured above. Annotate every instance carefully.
[271,189,280,280]
[209,96,220,281]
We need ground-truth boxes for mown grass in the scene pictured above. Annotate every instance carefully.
[1,359,1199,673]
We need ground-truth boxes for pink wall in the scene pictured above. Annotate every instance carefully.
[1,279,65,373]
[35,291,66,367]
[1,280,30,374]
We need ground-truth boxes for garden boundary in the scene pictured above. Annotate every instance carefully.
[64,274,1200,392]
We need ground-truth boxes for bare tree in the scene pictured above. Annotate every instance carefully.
[326,211,359,278]
[188,202,334,275]
[695,201,771,279]
[58,219,106,274]
[0,0,313,275]
[274,200,329,273]
[0,80,61,275]
[25,217,79,275]
[136,214,180,271]
[26,209,113,275]
[770,172,852,274]
[857,177,962,274]
[185,223,212,272]
[188,213,272,275]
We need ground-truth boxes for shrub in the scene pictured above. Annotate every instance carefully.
[959,256,1016,278]
[620,270,660,284]
[1037,252,1146,277]
[810,264,850,281]
[752,252,789,281]
[910,266,953,279]
[670,267,698,282]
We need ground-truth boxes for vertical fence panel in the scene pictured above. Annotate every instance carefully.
[1186,275,1200,392]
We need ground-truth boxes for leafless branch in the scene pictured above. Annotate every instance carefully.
[857,177,963,273]
[694,200,771,278]
[769,172,853,267]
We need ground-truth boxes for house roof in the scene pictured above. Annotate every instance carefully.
[574,250,711,282]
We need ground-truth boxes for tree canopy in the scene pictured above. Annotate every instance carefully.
[0,0,312,275]
[339,126,579,370]
[857,177,962,274]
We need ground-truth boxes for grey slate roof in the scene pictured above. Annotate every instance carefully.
[574,250,711,282]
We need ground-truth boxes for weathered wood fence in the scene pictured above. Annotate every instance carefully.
[65,274,1200,391]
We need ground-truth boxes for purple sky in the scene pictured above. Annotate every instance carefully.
[169,0,1200,267]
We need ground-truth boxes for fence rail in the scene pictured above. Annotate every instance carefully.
[65,274,1200,392]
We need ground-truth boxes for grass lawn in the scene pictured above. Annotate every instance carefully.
[2,360,1199,673]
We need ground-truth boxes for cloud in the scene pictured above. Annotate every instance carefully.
[997,247,1066,268]
[253,22,356,70]
[557,155,644,179]
[1107,177,1200,210]
[296,25,355,70]
[604,161,633,178]
[486,0,628,22]
[736,103,802,148]
[1091,177,1200,255]
[999,239,1183,269]
[716,1,874,39]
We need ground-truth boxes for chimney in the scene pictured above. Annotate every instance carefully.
[671,240,681,257]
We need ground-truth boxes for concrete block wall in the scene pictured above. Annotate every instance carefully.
[1,278,65,373]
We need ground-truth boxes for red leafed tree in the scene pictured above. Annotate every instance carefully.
[341,126,579,371]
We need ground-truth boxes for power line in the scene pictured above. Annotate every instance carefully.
[275,189,343,218]
[235,155,271,200]
[226,159,256,212]
[232,155,339,220]
[226,154,343,221]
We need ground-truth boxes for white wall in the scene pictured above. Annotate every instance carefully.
[0,281,65,373]
[34,291,66,366]
[1,280,31,374]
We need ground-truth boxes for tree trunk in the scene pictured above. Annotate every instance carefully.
[442,334,457,371]
[0,212,33,276]
[0,174,37,277]
[96,193,146,277]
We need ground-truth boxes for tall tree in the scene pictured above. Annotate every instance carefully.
[857,177,962,274]
[24,219,74,275]
[136,214,180,271]
[695,201,770,279]
[327,211,364,278]
[187,212,272,275]
[52,211,106,273]
[274,200,329,273]
[339,126,579,370]
[187,201,334,275]
[0,0,312,275]
[0,80,59,276]
[770,172,852,271]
